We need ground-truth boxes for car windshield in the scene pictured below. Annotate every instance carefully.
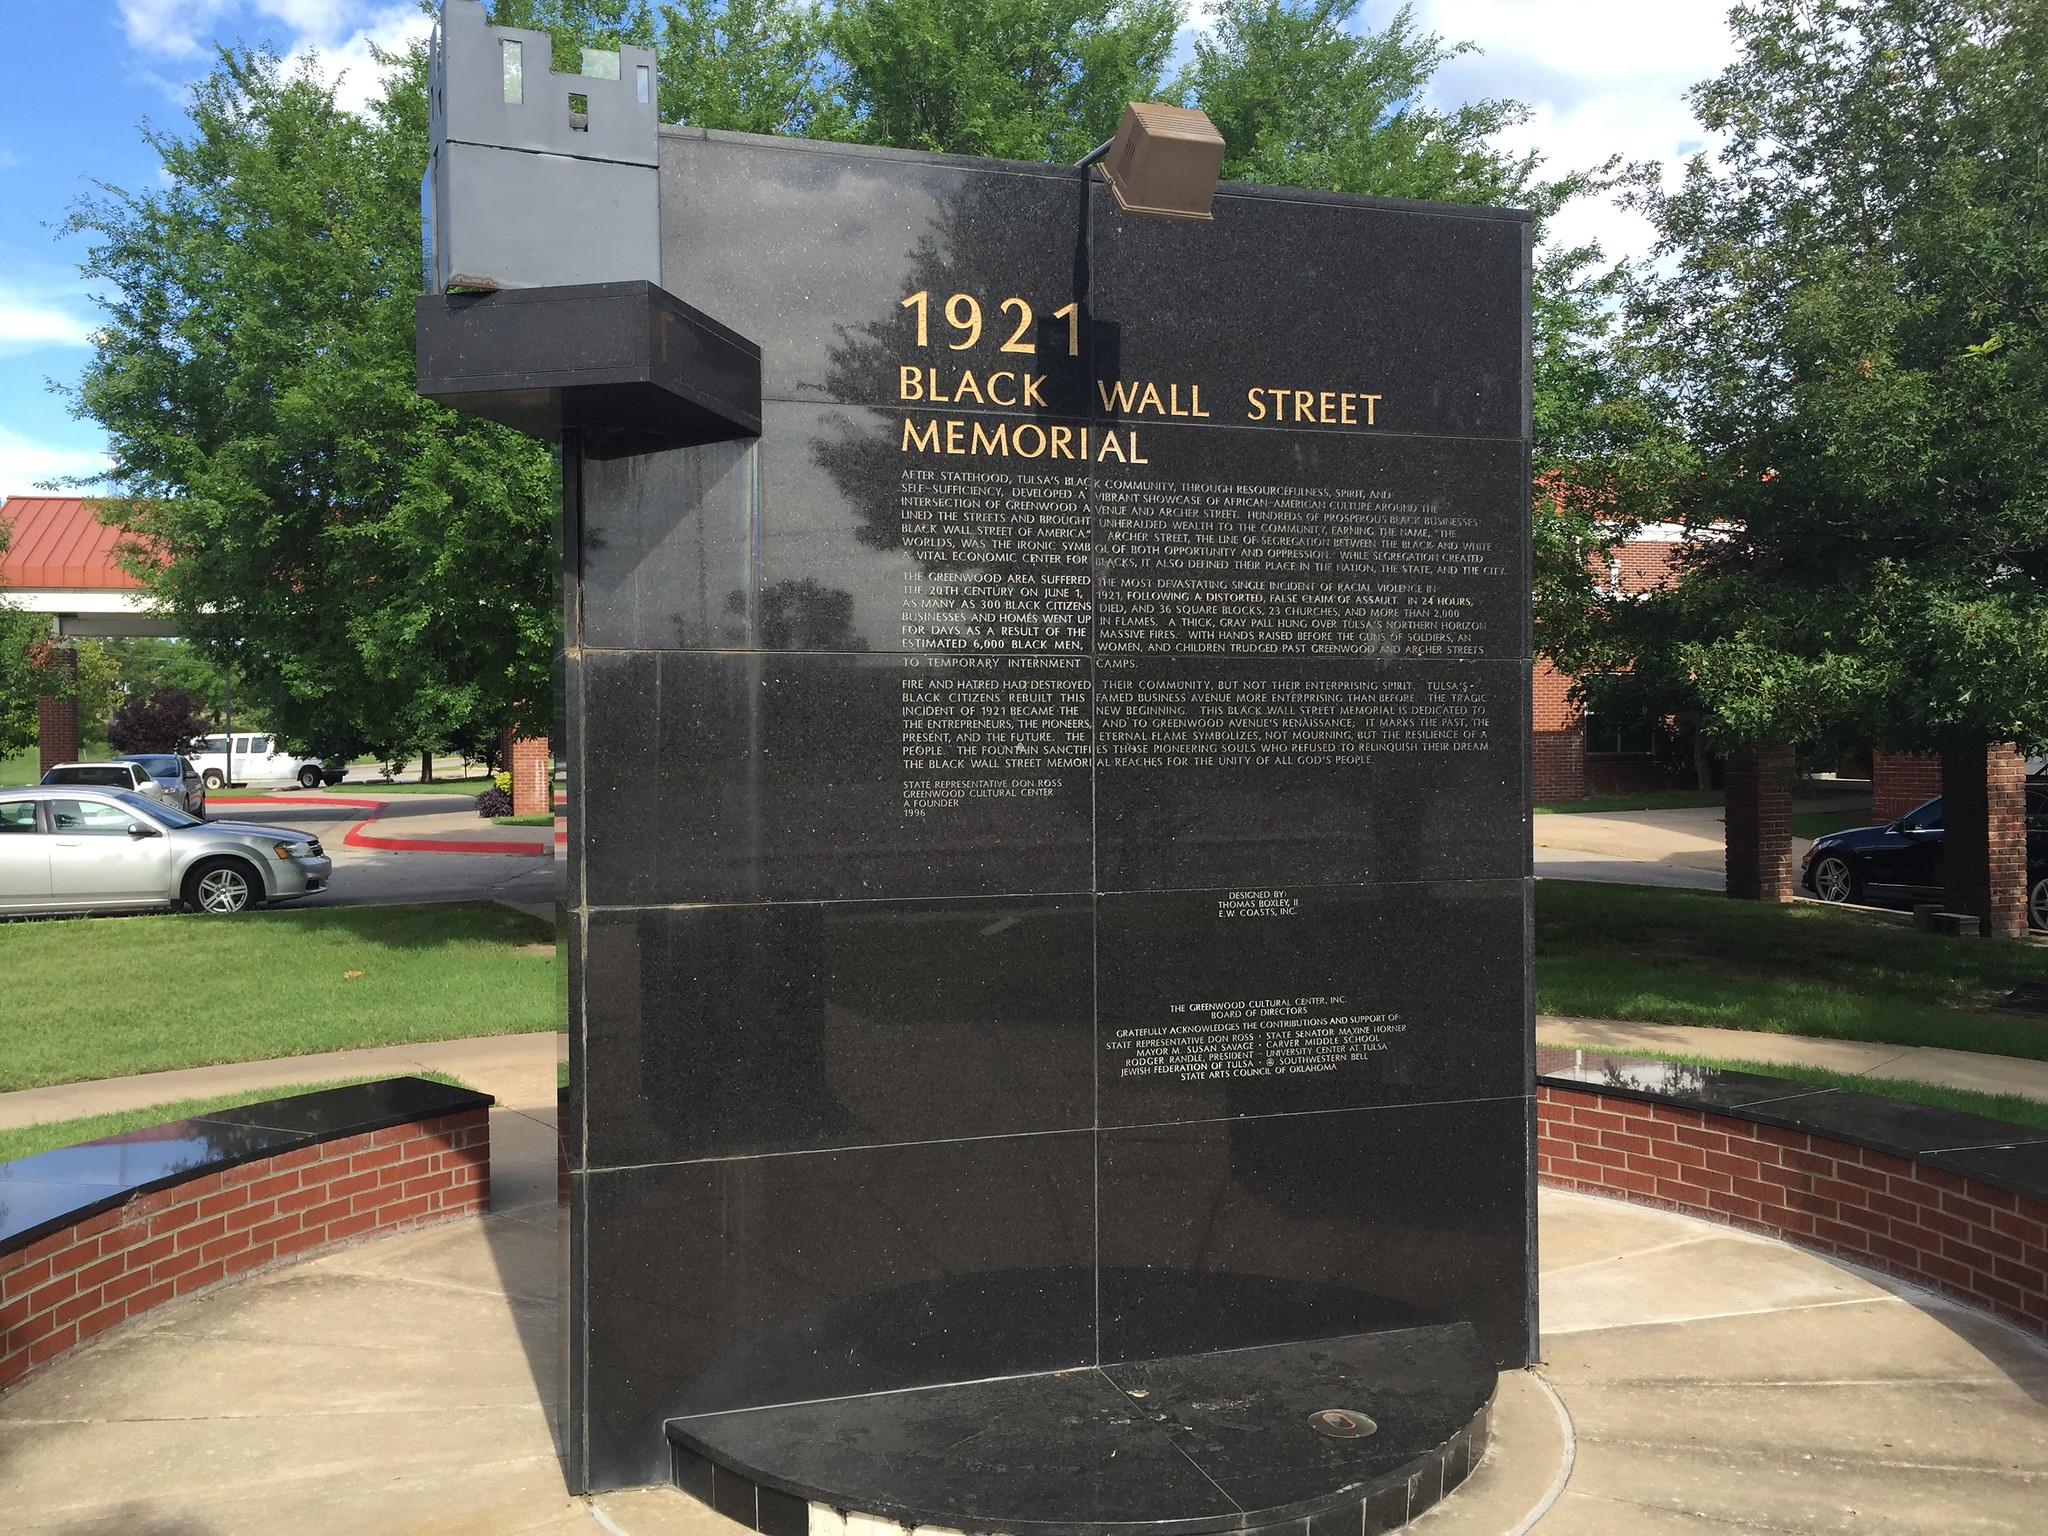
[111,791,202,828]
[124,755,182,774]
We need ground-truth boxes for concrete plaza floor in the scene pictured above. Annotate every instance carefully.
[3,1030,2047,1533]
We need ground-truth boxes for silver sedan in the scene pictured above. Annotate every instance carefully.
[0,787,333,916]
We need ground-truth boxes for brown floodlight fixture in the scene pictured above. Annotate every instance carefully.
[1081,103,1226,221]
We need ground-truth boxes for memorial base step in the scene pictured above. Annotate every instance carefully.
[666,1324,1495,1536]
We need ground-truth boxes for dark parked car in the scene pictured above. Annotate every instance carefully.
[117,753,207,816]
[1801,788,2048,930]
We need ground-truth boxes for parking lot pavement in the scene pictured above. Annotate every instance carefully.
[204,795,561,910]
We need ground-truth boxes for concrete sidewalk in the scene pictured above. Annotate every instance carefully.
[1533,805,1733,873]
[5,1033,2047,1531]
[1540,1015,2048,1105]
[0,1032,566,1132]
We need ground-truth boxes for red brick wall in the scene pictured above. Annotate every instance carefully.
[1538,1087,2048,1338]
[1612,540,1683,594]
[1724,742,1794,901]
[511,735,551,818]
[1533,660,1585,803]
[1943,744,2028,939]
[1871,753,1943,823]
[36,695,79,777]
[0,1109,489,1393]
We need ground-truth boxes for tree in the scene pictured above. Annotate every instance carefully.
[1620,0,2048,924]
[67,46,558,766]
[0,519,48,757]
[107,686,213,756]
[826,0,1181,160]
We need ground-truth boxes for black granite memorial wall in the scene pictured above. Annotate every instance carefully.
[536,128,1536,1496]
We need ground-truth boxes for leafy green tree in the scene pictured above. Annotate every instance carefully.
[1611,0,2048,922]
[655,0,842,134]
[826,0,1182,160]
[66,47,558,765]
[0,520,50,757]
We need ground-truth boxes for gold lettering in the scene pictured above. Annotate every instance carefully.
[1168,383,1188,417]
[971,420,1009,455]
[1129,429,1147,464]
[1022,374,1048,407]
[1097,378,1139,412]
[1012,423,1047,458]
[1319,390,1336,424]
[1246,387,1267,422]
[987,371,1017,406]
[902,418,940,453]
[1050,424,1075,458]
[1191,384,1209,418]
[1362,393,1380,425]
[944,419,965,454]
[1100,430,1126,462]
[1339,393,1356,425]
[1137,381,1163,415]
[954,369,985,404]
[899,365,923,402]
[1293,390,1314,420]
[926,368,950,403]
[1079,427,1089,459]
[1267,388,1288,418]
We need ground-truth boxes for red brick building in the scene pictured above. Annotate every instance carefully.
[1534,528,1692,803]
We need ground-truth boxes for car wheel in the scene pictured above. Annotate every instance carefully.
[297,764,322,789]
[1811,854,1861,904]
[202,769,225,790]
[2030,875,2048,933]
[184,858,261,915]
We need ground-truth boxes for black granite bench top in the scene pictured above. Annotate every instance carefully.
[668,1323,1494,1536]
[0,1076,494,1257]
[1537,1048,2048,1205]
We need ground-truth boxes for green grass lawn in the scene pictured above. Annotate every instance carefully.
[1559,1051,2048,1134]
[0,903,556,1091]
[1537,880,2048,1058]
[326,776,493,795]
[1790,807,1879,840]
[0,1071,473,1163]
[492,812,556,826]
[1535,790,1725,814]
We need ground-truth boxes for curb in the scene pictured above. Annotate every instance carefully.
[216,796,556,857]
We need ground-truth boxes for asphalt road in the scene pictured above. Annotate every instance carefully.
[206,797,560,912]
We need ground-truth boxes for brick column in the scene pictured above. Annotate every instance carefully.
[1871,752,1943,823]
[36,696,80,776]
[1942,743,2027,939]
[1724,742,1795,901]
[510,735,551,817]
[33,644,79,777]
[1532,660,1586,803]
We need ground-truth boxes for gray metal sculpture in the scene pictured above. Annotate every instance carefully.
[421,0,659,293]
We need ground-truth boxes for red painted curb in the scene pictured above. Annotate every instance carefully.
[211,795,551,856]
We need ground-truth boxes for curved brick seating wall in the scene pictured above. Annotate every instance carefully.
[0,1080,491,1393]
[1536,1071,2048,1339]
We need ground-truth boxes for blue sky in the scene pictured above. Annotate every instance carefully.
[0,2,1736,504]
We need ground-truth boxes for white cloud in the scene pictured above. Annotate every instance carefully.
[118,0,238,60]
[288,4,435,116]
[0,427,114,496]
[0,289,96,356]
[0,148,20,170]
[1409,0,1743,265]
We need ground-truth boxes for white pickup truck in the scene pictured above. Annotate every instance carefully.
[187,733,346,790]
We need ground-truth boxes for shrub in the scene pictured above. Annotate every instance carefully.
[492,769,512,794]
[107,686,211,755]
[475,787,513,818]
